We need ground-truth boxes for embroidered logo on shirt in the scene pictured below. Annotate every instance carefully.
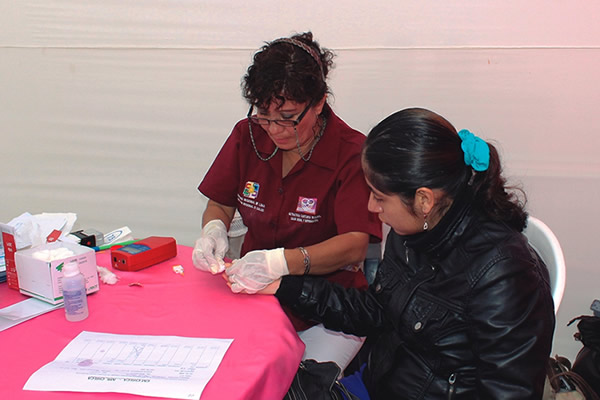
[243,181,260,199]
[296,196,317,215]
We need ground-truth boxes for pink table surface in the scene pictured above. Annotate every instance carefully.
[0,245,304,400]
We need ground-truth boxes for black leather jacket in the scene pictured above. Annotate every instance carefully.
[276,192,555,399]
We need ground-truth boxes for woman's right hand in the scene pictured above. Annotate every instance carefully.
[192,219,229,274]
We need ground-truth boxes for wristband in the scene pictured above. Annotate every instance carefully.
[298,246,311,275]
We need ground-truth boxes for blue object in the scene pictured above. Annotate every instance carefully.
[339,363,370,400]
[458,129,490,172]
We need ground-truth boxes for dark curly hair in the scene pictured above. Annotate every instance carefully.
[242,32,335,109]
[363,108,528,231]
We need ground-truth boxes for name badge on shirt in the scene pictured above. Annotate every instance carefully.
[243,181,260,199]
[296,197,317,215]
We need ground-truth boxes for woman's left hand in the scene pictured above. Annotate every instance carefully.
[223,273,282,295]
[225,248,288,293]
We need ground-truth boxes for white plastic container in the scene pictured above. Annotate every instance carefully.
[62,260,89,322]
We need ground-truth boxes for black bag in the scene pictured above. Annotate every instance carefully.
[569,314,600,397]
[284,359,359,400]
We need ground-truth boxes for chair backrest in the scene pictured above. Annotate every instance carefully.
[523,216,566,313]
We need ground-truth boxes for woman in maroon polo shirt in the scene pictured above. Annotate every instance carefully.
[193,32,381,371]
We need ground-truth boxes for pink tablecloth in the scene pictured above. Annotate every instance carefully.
[0,245,304,399]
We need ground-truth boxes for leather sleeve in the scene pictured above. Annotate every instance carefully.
[276,275,386,337]
[467,243,555,399]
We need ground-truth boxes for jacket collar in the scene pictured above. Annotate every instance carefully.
[404,185,475,260]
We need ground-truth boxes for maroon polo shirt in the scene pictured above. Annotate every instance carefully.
[199,106,381,330]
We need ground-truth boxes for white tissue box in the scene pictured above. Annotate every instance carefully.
[15,241,99,304]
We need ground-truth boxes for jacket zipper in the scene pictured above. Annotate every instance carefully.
[447,372,457,400]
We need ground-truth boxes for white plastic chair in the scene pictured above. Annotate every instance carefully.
[523,216,567,313]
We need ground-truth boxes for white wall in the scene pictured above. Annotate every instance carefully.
[1,0,599,361]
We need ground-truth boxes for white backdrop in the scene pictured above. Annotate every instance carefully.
[1,0,599,361]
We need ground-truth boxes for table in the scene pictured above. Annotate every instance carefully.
[0,245,304,399]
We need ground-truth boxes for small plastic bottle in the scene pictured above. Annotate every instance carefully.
[62,260,89,322]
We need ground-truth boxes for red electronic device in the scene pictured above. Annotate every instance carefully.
[111,236,177,271]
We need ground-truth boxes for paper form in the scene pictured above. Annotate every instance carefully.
[24,331,233,400]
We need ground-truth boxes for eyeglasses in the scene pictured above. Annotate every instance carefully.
[247,103,311,127]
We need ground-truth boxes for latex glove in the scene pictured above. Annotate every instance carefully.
[192,219,229,274]
[226,248,289,294]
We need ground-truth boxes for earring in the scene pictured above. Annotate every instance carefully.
[423,213,429,231]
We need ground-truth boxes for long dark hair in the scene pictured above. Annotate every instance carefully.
[363,108,528,231]
[242,32,334,109]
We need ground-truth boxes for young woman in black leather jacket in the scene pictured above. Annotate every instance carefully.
[228,108,556,399]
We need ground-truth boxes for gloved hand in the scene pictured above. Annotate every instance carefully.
[192,219,229,274]
[226,248,289,294]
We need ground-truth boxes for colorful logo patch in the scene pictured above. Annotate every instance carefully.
[296,197,317,215]
[243,181,260,199]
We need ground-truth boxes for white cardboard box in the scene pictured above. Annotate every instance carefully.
[15,241,99,304]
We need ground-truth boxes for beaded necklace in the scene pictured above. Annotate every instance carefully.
[248,115,327,162]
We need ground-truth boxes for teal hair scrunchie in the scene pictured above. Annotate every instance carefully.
[458,129,490,172]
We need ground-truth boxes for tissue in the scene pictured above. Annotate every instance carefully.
[5,212,77,250]
[32,247,75,262]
